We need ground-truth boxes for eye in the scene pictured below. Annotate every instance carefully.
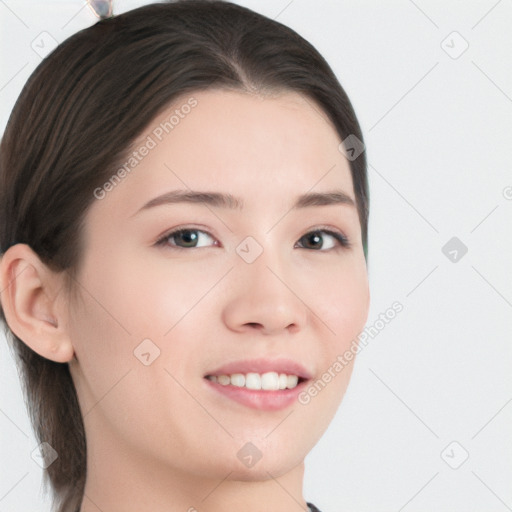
[156,228,218,249]
[295,229,350,251]
[155,227,350,251]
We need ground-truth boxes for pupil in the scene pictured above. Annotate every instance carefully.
[307,232,321,248]
[180,230,197,246]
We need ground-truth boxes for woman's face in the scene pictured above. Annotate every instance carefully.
[67,89,369,482]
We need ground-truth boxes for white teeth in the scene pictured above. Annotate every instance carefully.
[261,371,279,390]
[245,373,261,390]
[217,375,230,386]
[206,372,302,390]
[230,373,245,387]
[286,375,299,389]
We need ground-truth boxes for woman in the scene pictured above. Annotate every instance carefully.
[0,2,369,511]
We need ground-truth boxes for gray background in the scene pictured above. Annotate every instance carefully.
[1,1,511,511]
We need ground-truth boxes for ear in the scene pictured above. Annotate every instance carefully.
[0,243,75,363]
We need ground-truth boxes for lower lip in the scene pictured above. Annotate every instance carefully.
[204,378,308,411]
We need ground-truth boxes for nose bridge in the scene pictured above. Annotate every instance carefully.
[236,233,288,292]
[223,234,308,334]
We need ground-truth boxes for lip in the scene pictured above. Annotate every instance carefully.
[204,358,312,380]
[204,378,309,411]
[203,358,312,411]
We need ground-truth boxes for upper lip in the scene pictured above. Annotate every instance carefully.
[205,358,312,380]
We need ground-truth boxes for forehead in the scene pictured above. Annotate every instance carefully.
[93,88,355,219]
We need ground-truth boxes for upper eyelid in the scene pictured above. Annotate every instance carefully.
[157,226,215,242]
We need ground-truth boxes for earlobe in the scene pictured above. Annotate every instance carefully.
[0,244,75,363]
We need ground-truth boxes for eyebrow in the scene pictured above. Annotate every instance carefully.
[133,189,356,216]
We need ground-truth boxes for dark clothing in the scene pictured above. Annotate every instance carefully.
[307,503,322,512]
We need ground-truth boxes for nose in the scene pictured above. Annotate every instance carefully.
[221,247,309,336]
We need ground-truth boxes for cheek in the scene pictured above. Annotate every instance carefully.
[74,251,215,341]
[307,256,369,349]
[64,289,134,372]
[295,263,368,428]
[116,249,230,335]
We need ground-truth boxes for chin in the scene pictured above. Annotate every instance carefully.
[228,439,308,481]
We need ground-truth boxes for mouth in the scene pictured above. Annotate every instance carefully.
[203,358,312,411]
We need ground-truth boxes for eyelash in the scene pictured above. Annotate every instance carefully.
[155,226,351,252]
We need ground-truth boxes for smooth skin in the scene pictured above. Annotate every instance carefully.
[0,89,370,512]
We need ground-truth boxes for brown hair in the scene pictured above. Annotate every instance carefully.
[0,1,369,510]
